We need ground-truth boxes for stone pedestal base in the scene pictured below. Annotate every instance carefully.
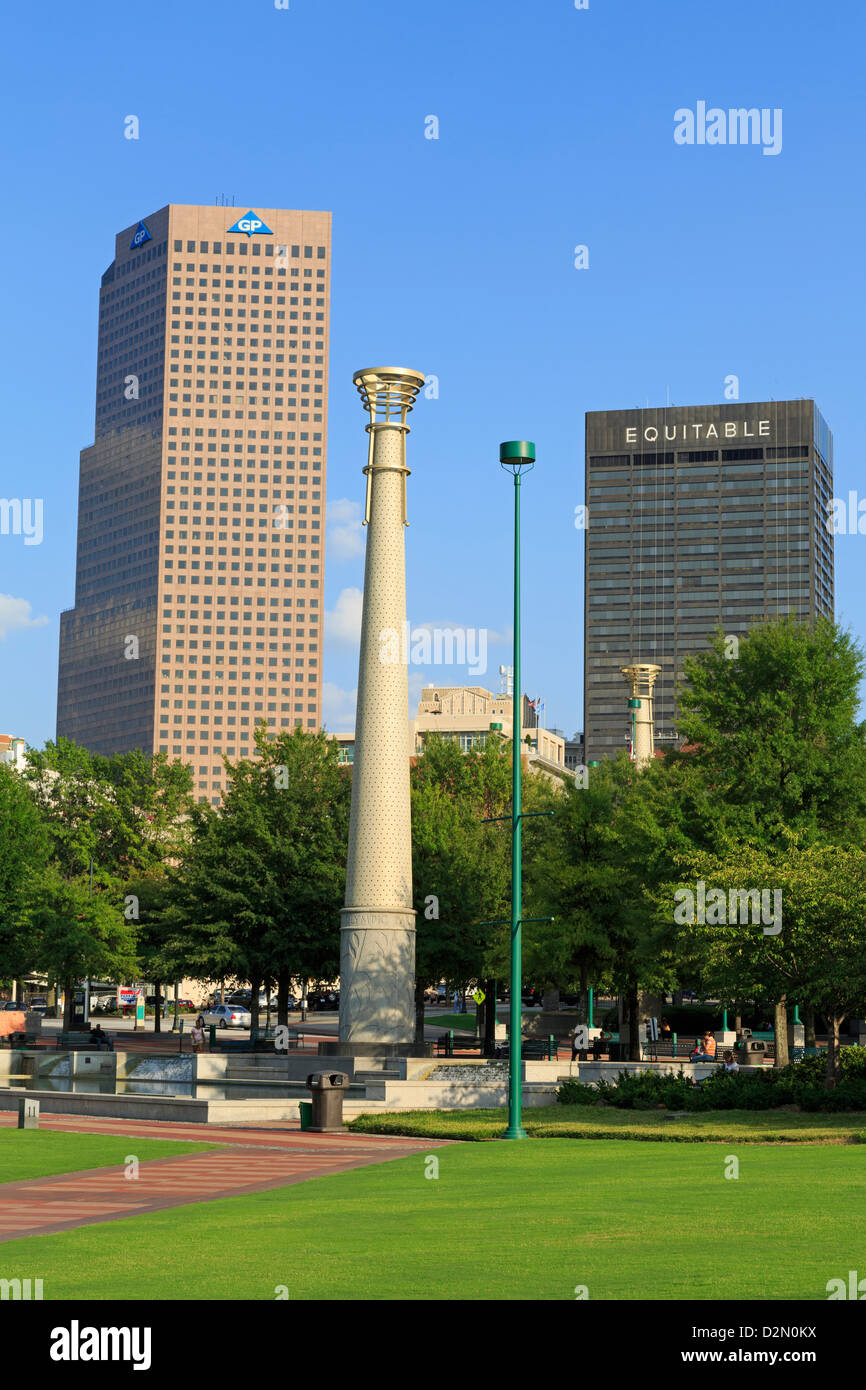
[339,908,415,1045]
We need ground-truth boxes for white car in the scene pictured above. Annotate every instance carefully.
[203,1004,251,1030]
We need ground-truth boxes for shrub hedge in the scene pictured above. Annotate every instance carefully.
[556,1047,866,1112]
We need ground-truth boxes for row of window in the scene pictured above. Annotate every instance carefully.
[172,241,327,258]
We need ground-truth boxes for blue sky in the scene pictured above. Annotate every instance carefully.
[1,0,865,746]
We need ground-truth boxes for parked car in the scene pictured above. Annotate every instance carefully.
[310,991,339,1011]
[203,1004,251,1030]
[26,996,48,1015]
[0,1000,26,1011]
[228,990,270,1011]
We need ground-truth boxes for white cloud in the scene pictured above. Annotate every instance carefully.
[413,619,511,647]
[325,587,363,648]
[326,498,365,562]
[320,682,357,732]
[0,594,49,640]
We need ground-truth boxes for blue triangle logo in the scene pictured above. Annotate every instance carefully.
[130,220,151,250]
[227,210,273,237]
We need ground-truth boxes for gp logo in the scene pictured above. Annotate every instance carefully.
[129,221,151,249]
[228,211,273,238]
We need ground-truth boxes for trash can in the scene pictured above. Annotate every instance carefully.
[298,1100,312,1131]
[306,1071,349,1132]
[742,1038,767,1063]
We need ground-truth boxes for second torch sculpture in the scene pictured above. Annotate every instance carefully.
[338,367,426,1046]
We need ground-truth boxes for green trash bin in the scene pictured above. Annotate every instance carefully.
[299,1100,312,1131]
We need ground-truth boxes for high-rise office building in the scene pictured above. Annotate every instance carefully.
[584,400,834,762]
[57,204,331,803]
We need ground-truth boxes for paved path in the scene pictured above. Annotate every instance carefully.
[0,1111,447,1243]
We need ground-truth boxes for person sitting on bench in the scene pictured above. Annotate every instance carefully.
[691,1030,717,1061]
[88,1023,114,1052]
[592,1026,613,1057]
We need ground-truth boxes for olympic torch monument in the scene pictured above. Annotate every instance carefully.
[621,663,661,769]
[337,367,426,1049]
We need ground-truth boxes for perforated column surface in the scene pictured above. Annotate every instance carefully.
[339,421,415,1043]
[634,697,654,768]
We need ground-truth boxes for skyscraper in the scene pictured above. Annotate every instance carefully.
[57,204,331,803]
[584,400,834,763]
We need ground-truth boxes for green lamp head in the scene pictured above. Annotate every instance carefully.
[500,440,536,475]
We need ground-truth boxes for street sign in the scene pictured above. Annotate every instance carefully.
[472,988,486,1005]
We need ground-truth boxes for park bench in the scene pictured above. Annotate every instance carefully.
[434,1034,486,1058]
[643,1037,729,1063]
[57,1031,114,1050]
[520,1038,559,1060]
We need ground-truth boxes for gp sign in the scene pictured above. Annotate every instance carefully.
[129,220,151,250]
[228,210,273,238]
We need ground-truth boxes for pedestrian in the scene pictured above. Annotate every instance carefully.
[88,1023,114,1052]
[190,1016,206,1054]
[691,1030,717,1061]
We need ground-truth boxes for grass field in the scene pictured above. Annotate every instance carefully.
[350,1106,866,1144]
[0,1129,216,1184]
[424,1013,477,1031]
[1,1138,862,1300]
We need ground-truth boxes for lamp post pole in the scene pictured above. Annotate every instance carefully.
[500,441,535,1141]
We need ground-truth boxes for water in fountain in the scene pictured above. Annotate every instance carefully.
[425,1063,509,1083]
[127,1056,193,1082]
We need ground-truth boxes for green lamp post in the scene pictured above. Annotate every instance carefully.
[500,440,536,1140]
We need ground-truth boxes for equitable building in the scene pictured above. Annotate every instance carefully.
[583,400,834,762]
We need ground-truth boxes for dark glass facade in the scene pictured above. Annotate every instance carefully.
[583,400,834,762]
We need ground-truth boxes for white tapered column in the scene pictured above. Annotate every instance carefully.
[339,368,424,1044]
[621,663,661,770]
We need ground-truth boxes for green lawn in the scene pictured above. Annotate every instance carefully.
[0,1129,216,1184]
[1,1140,863,1300]
[424,1012,477,1031]
[350,1106,866,1144]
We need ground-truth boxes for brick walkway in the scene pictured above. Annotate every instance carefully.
[0,1111,447,1243]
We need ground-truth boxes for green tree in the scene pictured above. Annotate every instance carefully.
[524,755,694,1058]
[26,869,138,1029]
[0,765,50,987]
[411,735,513,1042]
[125,869,178,1033]
[674,616,866,1050]
[672,836,866,1086]
[24,739,193,880]
[164,725,349,1031]
[678,617,866,846]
